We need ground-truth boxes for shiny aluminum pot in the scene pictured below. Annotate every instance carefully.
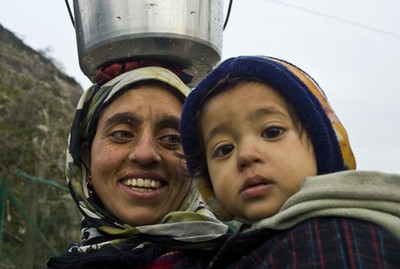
[73,0,224,87]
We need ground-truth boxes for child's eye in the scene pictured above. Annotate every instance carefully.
[262,127,284,139]
[159,134,181,149]
[214,144,234,157]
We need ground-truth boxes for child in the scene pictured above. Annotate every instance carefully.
[180,56,400,268]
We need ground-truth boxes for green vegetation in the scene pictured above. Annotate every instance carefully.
[0,24,83,269]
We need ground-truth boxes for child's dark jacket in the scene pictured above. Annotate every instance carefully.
[209,170,400,268]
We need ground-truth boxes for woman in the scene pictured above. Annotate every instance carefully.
[47,66,229,269]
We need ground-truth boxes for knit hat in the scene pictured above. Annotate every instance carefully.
[180,56,356,177]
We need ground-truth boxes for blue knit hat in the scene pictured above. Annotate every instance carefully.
[180,56,356,178]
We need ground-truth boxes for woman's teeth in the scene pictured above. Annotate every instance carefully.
[122,178,162,190]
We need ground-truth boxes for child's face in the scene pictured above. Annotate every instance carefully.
[200,81,318,222]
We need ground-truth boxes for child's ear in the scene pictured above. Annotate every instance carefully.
[80,141,91,171]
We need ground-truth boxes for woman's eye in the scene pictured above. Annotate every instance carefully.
[159,134,181,148]
[214,144,234,157]
[111,130,133,140]
[262,127,284,139]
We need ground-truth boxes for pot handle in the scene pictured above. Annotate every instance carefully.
[223,0,233,30]
[65,0,75,28]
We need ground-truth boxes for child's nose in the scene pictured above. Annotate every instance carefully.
[237,138,263,170]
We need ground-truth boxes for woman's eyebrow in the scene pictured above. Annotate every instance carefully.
[154,114,181,130]
[104,112,140,128]
[103,112,180,131]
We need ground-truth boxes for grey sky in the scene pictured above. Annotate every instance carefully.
[0,0,399,173]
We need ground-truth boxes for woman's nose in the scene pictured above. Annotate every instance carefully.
[128,133,162,165]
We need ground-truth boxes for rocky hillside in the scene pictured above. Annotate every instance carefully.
[0,24,83,269]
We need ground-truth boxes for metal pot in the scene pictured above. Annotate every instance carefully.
[73,0,224,87]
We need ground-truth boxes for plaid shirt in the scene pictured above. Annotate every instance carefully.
[208,217,400,269]
[48,217,399,269]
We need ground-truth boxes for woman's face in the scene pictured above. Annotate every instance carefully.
[85,85,190,226]
[201,81,317,222]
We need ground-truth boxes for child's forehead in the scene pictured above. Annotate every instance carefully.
[206,79,288,107]
[201,83,292,123]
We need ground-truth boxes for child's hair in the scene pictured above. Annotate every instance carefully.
[181,56,356,179]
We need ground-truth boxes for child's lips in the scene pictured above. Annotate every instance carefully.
[240,176,272,199]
